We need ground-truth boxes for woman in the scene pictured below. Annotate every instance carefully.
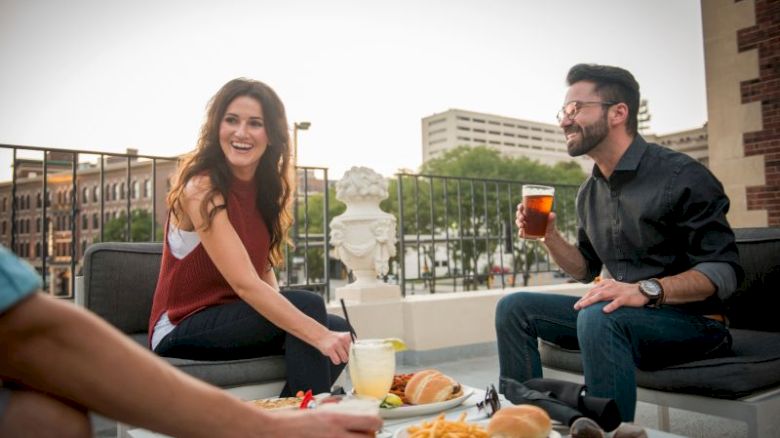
[148,78,351,396]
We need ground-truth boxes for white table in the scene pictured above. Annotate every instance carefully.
[127,389,687,438]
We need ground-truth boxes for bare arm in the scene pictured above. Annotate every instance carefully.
[262,265,281,292]
[574,269,717,313]
[182,177,350,364]
[659,270,716,305]
[0,294,381,437]
[516,204,588,280]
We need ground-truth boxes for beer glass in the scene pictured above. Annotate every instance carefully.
[521,184,555,239]
[348,339,395,400]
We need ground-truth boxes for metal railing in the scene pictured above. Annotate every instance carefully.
[1,144,581,300]
[390,173,580,296]
[280,166,334,299]
[0,144,177,297]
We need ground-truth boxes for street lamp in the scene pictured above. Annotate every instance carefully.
[289,121,310,286]
[292,121,311,165]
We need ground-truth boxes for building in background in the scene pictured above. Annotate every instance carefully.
[423,109,711,173]
[421,109,592,172]
[702,0,779,227]
[0,149,176,296]
[646,124,709,167]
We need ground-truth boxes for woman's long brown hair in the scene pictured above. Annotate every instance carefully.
[167,78,293,266]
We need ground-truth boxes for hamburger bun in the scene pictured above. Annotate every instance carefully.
[404,369,461,405]
[487,404,552,438]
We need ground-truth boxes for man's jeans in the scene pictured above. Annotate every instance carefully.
[495,292,732,421]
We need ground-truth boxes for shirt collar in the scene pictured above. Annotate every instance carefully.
[591,135,648,179]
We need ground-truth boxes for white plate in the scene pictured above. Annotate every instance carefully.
[392,418,562,438]
[380,385,475,419]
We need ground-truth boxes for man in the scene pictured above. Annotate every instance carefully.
[496,63,741,422]
[0,245,381,437]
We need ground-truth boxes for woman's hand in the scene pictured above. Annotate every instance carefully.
[315,331,352,365]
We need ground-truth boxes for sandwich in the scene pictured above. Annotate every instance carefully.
[487,404,552,438]
[403,369,462,405]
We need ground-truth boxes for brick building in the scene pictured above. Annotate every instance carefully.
[0,150,177,295]
[702,0,780,226]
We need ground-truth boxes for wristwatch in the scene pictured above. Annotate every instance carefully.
[638,279,664,307]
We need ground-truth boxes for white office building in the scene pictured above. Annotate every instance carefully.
[421,109,592,172]
[645,124,709,167]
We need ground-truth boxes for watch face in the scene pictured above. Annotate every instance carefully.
[640,280,662,296]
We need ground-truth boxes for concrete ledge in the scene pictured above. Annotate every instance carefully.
[327,282,588,364]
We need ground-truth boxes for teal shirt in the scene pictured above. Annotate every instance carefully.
[0,245,42,313]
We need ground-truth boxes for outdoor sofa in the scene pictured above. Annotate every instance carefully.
[80,242,287,397]
[539,227,780,438]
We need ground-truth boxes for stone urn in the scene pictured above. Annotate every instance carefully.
[330,166,401,303]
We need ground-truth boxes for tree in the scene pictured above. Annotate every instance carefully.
[290,187,346,284]
[100,209,163,242]
[384,146,586,289]
[638,99,651,134]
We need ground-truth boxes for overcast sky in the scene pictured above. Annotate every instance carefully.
[0,0,706,179]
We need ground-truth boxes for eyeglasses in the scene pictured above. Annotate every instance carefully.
[556,101,617,123]
[476,384,501,417]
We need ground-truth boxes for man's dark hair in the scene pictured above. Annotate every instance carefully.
[566,64,640,135]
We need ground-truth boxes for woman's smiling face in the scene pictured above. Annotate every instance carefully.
[219,95,269,181]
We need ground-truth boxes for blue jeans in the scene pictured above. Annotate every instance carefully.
[155,290,348,396]
[495,292,732,421]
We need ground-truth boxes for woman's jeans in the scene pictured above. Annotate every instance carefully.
[495,292,732,421]
[154,290,348,396]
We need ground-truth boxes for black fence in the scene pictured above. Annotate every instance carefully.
[389,173,579,296]
[1,144,579,300]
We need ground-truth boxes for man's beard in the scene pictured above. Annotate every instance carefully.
[565,113,609,157]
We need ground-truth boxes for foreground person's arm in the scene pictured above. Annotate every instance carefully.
[0,293,381,438]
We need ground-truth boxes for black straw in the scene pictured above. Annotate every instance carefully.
[339,298,358,342]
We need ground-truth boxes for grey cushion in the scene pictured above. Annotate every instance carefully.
[128,334,286,388]
[541,330,780,399]
[84,242,286,389]
[540,227,780,400]
[83,242,163,335]
[724,227,780,331]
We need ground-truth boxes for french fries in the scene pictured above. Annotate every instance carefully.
[406,413,488,438]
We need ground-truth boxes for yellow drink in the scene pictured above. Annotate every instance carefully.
[349,339,396,400]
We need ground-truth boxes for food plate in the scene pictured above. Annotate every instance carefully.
[392,418,562,438]
[248,396,302,411]
[380,385,475,419]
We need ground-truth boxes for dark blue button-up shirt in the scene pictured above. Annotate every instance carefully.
[575,135,741,314]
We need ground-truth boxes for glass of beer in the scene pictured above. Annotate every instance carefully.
[348,339,395,400]
[521,184,555,240]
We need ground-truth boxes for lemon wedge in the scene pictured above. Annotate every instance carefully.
[385,338,407,352]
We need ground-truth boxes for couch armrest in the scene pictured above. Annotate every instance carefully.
[83,242,163,334]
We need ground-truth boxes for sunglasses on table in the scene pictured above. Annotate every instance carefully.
[476,384,501,417]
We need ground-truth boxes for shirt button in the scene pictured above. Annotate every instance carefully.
[617,275,624,281]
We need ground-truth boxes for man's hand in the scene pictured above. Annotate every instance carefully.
[515,204,557,240]
[267,410,383,438]
[574,278,649,313]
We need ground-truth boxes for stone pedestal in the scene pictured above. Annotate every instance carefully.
[330,167,400,304]
[335,282,401,303]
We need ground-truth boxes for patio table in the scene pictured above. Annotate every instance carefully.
[125,389,687,438]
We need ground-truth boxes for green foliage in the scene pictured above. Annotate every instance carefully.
[99,209,163,242]
[290,187,346,283]
[384,146,586,288]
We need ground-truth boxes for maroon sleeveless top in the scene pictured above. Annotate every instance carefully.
[148,176,270,344]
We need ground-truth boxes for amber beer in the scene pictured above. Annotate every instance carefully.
[521,185,555,239]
